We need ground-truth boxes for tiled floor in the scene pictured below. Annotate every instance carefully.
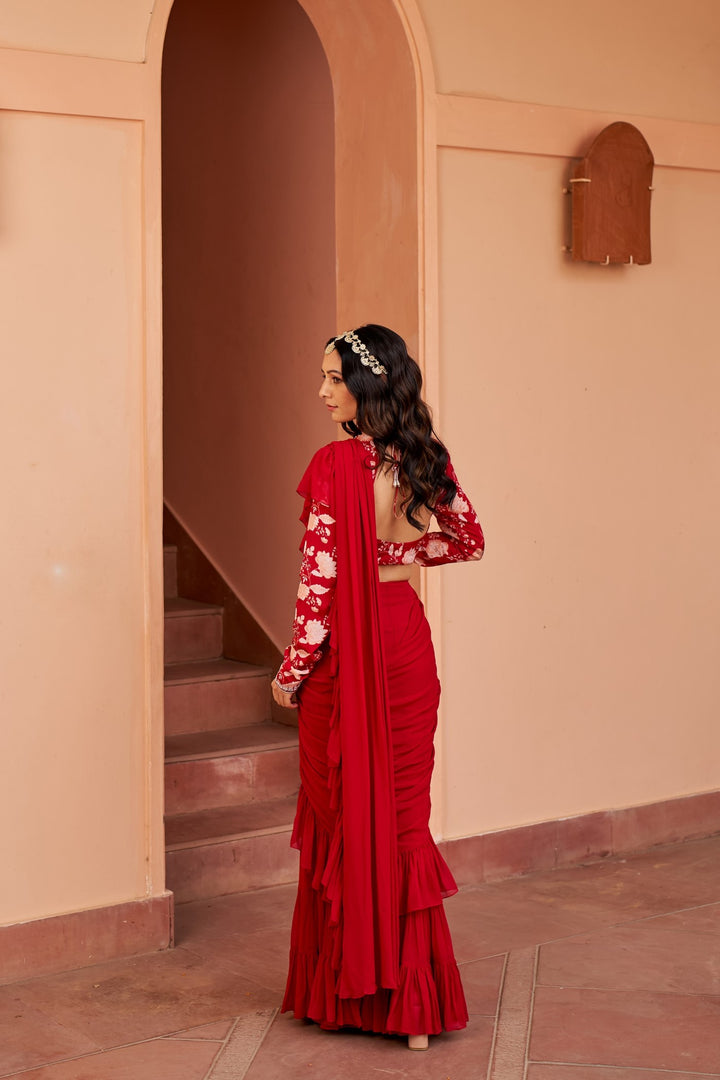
[2,835,719,1079]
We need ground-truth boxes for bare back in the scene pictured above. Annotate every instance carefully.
[374,459,431,582]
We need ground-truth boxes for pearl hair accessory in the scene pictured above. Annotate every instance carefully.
[325,330,387,376]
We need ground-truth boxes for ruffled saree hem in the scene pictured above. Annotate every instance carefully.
[282,791,469,1035]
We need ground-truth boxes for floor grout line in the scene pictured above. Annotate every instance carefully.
[458,951,509,965]
[468,902,720,956]
[166,1038,233,1043]
[536,900,720,941]
[522,945,539,1080]
[0,1018,239,1079]
[629,899,720,922]
[528,1061,720,1076]
[533,984,720,998]
[485,952,509,1080]
[448,896,720,960]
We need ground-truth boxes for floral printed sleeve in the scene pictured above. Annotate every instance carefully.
[274,498,337,692]
[376,463,485,568]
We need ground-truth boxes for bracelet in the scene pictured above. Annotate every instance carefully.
[273,678,299,695]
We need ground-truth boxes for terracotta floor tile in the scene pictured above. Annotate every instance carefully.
[180,925,291,994]
[165,1018,234,1040]
[641,903,720,934]
[474,841,720,928]
[244,1011,494,1080]
[457,954,506,1016]
[538,923,720,995]
[14,1037,220,1079]
[447,888,604,961]
[529,986,720,1072]
[174,885,295,943]
[173,900,251,946]
[614,838,720,893]
[11,947,275,1050]
[0,994,99,1077]
[5,835,720,1079]
[528,1066,720,1080]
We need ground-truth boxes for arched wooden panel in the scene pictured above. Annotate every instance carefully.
[570,121,654,265]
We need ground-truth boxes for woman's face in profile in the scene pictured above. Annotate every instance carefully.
[319,348,357,424]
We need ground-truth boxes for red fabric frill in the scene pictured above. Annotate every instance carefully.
[282,789,469,1035]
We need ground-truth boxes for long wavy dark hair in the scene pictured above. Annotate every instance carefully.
[327,324,457,530]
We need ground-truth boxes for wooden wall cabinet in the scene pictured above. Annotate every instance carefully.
[568,121,654,265]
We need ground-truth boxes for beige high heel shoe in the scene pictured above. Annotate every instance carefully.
[408,1034,429,1051]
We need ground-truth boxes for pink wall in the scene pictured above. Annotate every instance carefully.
[161,0,335,648]
[0,109,151,924]
[413,0,720,839]
[0,0,153,60]
[1,0,719,941]
[437,150,720,837]
[417,0,720,123]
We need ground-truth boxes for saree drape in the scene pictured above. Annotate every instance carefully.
[282,438,468,1034]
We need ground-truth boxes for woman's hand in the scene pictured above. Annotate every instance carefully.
[272,679,299,709]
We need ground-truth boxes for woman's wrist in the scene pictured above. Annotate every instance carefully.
[273,674,301,694]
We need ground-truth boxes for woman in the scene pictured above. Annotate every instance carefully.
[272,325,484,1051]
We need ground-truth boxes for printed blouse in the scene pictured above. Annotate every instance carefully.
[275,438,484,692]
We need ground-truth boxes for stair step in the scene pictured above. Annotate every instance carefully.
[164,658,273,735]
[165,797,298,901]
[164,658,272,684]
[164,597,223,664]
[163,544,178,599]
[166,795,298,848]
[164,723,299,815]
[165,723,299,761]
[164,596,223,619]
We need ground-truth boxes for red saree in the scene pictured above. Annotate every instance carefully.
[282,438,468,1035]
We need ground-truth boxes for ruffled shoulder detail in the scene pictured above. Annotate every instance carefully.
[297,441,336,512]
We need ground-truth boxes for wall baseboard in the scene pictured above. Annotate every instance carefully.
[439,789,720,888]
[0,892,173,986]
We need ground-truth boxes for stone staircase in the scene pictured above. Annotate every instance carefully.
[163,543,299,902]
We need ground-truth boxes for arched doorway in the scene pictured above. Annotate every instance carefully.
[153,0,426,647]
[152,0,427,898]
[160,0,337,900]
[162,0,336,644]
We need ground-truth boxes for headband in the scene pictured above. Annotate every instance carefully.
[325,330,387,376]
